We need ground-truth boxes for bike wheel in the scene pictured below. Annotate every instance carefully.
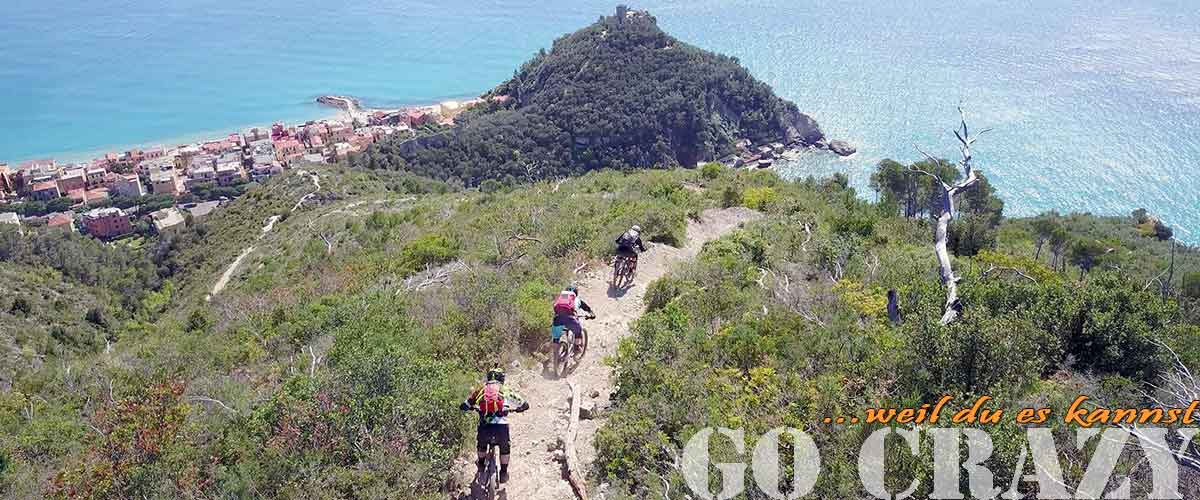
[486,450,499,500]
[563,332,576,374]
[573,327,588,360]
[554,339,566,379]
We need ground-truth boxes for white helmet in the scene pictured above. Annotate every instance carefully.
[630,225,641,233]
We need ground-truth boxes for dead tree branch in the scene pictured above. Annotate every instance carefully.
[307,346,323,377]
[1109,339,1200,470]
[564,381,590,500]
[865,252,881,280]
[187,395,238,414]
[981,265,1037,283]
[319,232,335,255]
[758,266,825,325]
[912,106,989,325]
[400,261,464,293]
[492,233,541,268]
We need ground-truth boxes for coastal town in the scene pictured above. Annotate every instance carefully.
[0,96,494,241]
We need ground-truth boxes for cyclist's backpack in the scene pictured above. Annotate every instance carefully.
[477,382,505,416]
[617,231,636,246]
[553,290,576,316]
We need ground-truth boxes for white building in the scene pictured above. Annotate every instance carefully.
[150,207,186,233]
[111,173,146,198]
[0,212,21,235]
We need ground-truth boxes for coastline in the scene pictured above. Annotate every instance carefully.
[8,93,484,166]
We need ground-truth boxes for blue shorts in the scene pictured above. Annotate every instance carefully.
[552,314,581,342]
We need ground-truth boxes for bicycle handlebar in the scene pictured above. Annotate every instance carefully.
[462,404,528,414]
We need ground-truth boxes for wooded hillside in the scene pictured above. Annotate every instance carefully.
[353,8,823,186]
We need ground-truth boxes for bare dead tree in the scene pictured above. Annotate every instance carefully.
[307,345,324,377]
[865,252,881,280]
[1112,340,1200,470]
[912,106,992,325]
[319,232,336,255]
[758,266,826,326]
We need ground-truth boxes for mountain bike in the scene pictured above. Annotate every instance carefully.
[612,252,638,287]
[478,441,501,500]
[553,315,592,379]
[467,408,524,500]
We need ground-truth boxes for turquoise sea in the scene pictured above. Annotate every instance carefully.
[3,0,1199,239]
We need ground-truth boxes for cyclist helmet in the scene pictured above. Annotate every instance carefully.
[486,367,505,383]
[565,284,579,294]
[630,225,641,233]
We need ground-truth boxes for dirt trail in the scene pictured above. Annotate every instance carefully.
[208,170,319,301]
[473,207,760,500]
[205,214,280,301]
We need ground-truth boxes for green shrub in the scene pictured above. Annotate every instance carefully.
[741,186,778,210]
[1064,273,1169,380]
[700,162,723,180]
[398,234,459,274]
[720,186,741,208]
[831,211,876,238]
[9,297,30,316]
[185,309,212,334]
[643,276,685,312]
[905,308,1055,397]
[1183,271,1200,299]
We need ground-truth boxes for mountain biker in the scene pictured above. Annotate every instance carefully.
[460,367,529,484]
[615,224,647,269]
[552,285,595,347]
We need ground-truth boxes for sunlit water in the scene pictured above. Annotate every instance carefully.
[3,0,1198,239]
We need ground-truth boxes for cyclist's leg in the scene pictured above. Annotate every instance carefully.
[497,425,512,483]
[566,315,582,340]
[566,315,584,351]
[475,426,491,468]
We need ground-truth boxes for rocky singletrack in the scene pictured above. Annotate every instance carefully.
[454,207,761,500]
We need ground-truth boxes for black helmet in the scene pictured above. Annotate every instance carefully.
[486,367,505,383]
[565,285,579,294]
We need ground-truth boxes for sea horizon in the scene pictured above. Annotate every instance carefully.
[4,0,1198,239]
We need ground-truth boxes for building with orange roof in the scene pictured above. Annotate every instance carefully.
[31,181,61,201]
[273,138,305,163]
[46,212,76,232]
[81,207,132,239]
[66,188,88,205]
